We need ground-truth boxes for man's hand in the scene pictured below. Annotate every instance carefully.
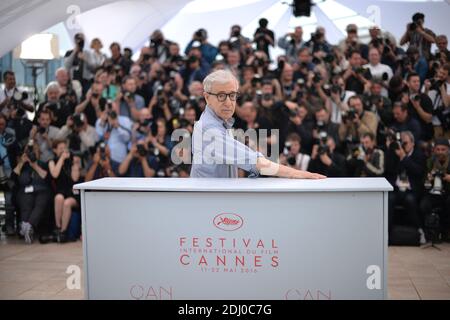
[395,147,406,160]
[319,152,333,166]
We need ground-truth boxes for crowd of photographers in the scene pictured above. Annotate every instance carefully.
[0,13,449,245]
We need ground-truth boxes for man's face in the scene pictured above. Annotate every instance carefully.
[315,109,329,124]
[349,98,364,115]
[401,135,414,154]
[369,49,380,65]
[294,27,303,39]
[371,83,383,96]
[0,118,6,133]
[124,79,137,93]
[349,52,362,67]
[169,44,179,56]
[47,88,60,102]
[393,106,407,123]
[38,113,51,128]
[437,38,448,52]
[204,80,238,121]
[290,140,300,154]
[56,70,69,86]
[111,45,120,58]
[298,50,310,63]
[434,145,449,161]
[437,67,449,81]
[361,136,375,151]
[92,83,103,96]
[5,74,16,89]
[282,64,293,81]
[408,76,421,93]
[185,109,196,124]
[227,51,240,66]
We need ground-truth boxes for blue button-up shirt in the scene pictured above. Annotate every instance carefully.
[190,105,263,178]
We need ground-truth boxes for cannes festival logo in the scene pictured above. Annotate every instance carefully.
[213,213,244,231]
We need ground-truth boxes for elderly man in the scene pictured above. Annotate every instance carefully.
[190,70,325,179]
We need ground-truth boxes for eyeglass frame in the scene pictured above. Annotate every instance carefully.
[206,91,240,102]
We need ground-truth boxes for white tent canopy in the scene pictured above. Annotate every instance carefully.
[0,0,448,59]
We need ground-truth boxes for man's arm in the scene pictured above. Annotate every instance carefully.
[256,157,325,179]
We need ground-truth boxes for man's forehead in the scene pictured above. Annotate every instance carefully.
[211,81,238,92]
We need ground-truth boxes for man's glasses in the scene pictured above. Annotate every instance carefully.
[207,91,240,102]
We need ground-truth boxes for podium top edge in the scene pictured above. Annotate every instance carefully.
[74,177,393,192]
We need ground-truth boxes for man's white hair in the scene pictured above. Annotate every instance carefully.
[45,81,60,95]
[203,70,238,92]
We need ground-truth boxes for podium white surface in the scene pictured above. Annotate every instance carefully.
[74,177,392,300]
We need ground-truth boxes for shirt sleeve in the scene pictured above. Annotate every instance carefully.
[202,126,264,175]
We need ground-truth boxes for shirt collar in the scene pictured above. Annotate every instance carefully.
[205,105,235,129]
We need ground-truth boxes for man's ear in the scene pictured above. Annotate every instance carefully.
[203,92,209,105]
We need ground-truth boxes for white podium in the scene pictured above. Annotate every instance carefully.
[74,177,392,300]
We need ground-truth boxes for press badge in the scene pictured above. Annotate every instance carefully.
[24,185,34,193]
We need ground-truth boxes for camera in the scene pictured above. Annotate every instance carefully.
[136,144,148,157]
[313,73,322,84]
[317,131,329,156]
[426,170,445,196]
[72,113,85,129]
[387,130,402,151]
[38,126,47,135]
[408,22,418,32]
[124,91,135,100]
[343,108,357,121]
[412,94,421,102]
[108,110,118,120]
[25,140,37,163]
[99,142,107,160]
[251,74,262,87]
[331,84,341,95]
[430,78,444,91]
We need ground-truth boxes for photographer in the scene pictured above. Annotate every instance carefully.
[149,29,173,64]
[107,42,133,75]
[29,110,61,162]
[400,12,436,60]
[312,107,340,151]
[343,50,372,95]
[308,134,346,177]
[434,35,450,63]
[179,55,209,93]
[278,26,305,64]
[55,68,82,105]
[184,28,218,65]
[386,130,426,242]
[338,24,368,61]
[144,117,173,175]
[391,102,422,143]
[420,138,450,242]
[148,81,178,121]
[402,72,433,142]
[11,139,50,244]
[402,46,428,84]
[48,139,82,243]
[118,141,158,177]
[363,48,393,86]
[95,108,132,172]
[280,133,310,171]
[56,113,98,160]
[64,33,96,93]
[132,108,154,143]
[287,104,314,155]
[116,76,146,121]
[423,64,450,138]
[225,49,241,76]
[346,132,384,177]
[323,75,356,124]
[0,71,34,118]
[85,142,115,181]
[0,114,16,235]
[36,81,74,128]
[304,27,332,56]
[75,81,106,126]
[339,96,378,151]
[253,18,275,59]
[228,24,251,53]
[363,80,393,131]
